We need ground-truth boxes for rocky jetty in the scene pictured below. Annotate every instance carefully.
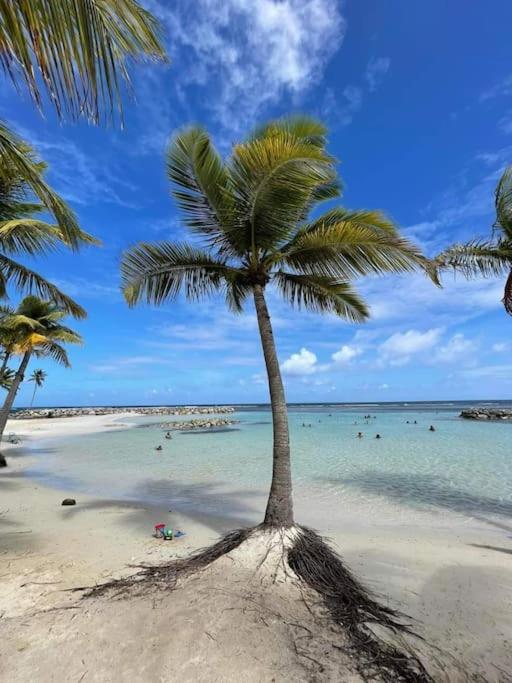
[10,406,235,420]
[151,418,238,431]
[460,407,512,421]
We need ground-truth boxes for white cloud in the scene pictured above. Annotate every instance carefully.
[379,328,442,365]
[378,383,389,390]
[281,347,318,375]
[331,344,362,365]
[492,342,509,352]
[498,111,512,135]
[153,0,345,132]
[365,57,391,92]
[480,74,512,101]
[432,333,477,364]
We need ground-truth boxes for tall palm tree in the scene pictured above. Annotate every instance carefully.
[121,116,429,528]
[0,0,167,125]
[435,166,512,313]
[28,369,47,407]
[0,296,82,439]
[0,144,91,316]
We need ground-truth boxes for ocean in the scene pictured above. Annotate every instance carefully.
[23,401,512,537]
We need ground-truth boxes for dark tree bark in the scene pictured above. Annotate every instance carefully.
[0,351,31,441]
[253,283,294,527]
[503,268,512,315]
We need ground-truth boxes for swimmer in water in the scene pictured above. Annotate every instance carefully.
[357,432,363,438]
[429,425,436,432]
[375,434,381,439]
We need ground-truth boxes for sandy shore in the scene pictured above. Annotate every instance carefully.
[1,414,511,680]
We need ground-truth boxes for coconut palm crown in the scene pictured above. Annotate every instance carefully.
[0,295,82,439]
[121,116,430,527]
[435,166,512,313]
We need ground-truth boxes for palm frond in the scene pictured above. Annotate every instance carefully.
[0,254,87,318]
[230,132,336,253]
[273,271,369,323]
[121,242,242,306]
[34,340,70,367]
[0,366,14,390]
[276,208,426,279]
[250,115,328,147]
[495,166,512,240]
[504,269,512,315]
[0,0,167,124]
[0,123,94,248]
[166,127,236,251]
[435,240,512,278]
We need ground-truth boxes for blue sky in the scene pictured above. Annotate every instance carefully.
[3,0,512,406]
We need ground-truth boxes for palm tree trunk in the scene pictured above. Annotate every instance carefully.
[30,383,37,407]
[0,351,31,442]
[503,268,512,315]
[253,283,294,527]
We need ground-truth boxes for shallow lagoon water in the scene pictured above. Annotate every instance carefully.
[24,403,512,535]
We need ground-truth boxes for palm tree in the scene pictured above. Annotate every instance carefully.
[0,144,92,316]
[28,369,47,407]
[435,166,512,313]
[0,0,166,125]
[0,296,82,439]
[121,116,429,528]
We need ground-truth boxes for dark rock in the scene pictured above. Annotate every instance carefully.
[0,454,7,467]
[61,498,76,506]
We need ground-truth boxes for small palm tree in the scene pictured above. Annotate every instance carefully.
[0,296,82,439]
[121,116,428,528]
[436,166,512,313]
[28,369,47,407]
[0,145,92,315]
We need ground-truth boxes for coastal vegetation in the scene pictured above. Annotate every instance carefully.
[436,165,512,313]
[0,296,82,440]
[120,115,434,678]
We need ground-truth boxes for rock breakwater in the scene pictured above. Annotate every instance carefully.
[10,406,235,420]
[460,408,512,421]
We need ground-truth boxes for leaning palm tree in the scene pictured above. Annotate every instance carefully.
[119,117,433,678]
[435,166,512,313]
[0,144,91,316]
[122,116,428,527]
[28,369,47,407]
[0,296,82,439]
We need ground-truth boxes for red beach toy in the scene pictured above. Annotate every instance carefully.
[154,523,166,538]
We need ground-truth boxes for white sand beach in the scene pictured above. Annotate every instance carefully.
[1,414,511,681]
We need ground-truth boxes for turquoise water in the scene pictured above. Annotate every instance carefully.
[24,404,512,532]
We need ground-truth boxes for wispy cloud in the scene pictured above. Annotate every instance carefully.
[365,57,391,92]
[147,0,345,134]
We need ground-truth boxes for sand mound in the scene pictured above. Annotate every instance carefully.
[1,528,368,682]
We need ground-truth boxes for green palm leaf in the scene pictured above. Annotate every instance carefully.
[277,208,427,279]
[0,254,86,318]
[0,123,95,248]
[121,242,242,306]
[435,240,512,278]
[274,272,369,322]
[0,0,166,124]
[495,166,512,240]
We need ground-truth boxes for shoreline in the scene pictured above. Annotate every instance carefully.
[1,413,512,677]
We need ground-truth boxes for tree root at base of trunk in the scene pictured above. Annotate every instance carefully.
[72,524,462,682]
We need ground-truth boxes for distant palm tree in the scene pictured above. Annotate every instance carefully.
[436,166,512,313]
[28,369,47,407]
[0,296,82,439]
[121,116,429,528]
[0,144,91,315]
